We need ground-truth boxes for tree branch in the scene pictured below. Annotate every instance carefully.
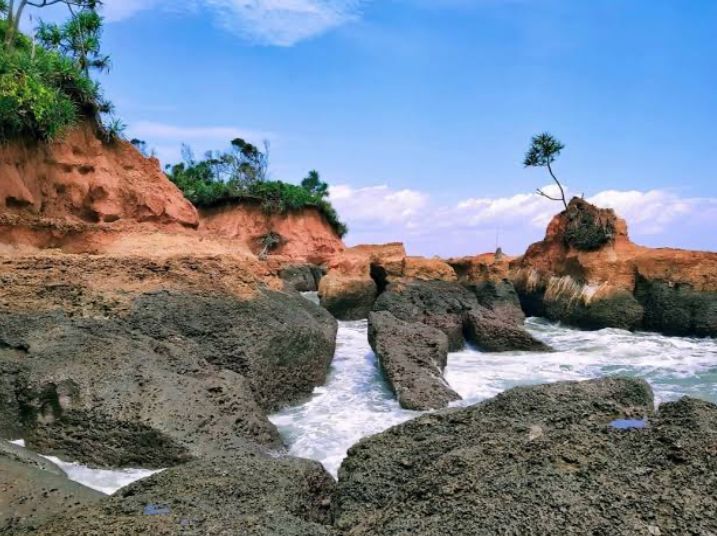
[536,188,563,202]
[546,160,568,209]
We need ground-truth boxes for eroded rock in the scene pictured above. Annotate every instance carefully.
[368,311,460,410]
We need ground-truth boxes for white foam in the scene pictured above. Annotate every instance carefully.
[271,318,717,477]
[5,439,161,495]
[270,320,419,477]
[40,456,162,495]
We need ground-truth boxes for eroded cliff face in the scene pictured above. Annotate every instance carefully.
[0,123,198,229]
[510,198,717,336]
[199,202,344,265]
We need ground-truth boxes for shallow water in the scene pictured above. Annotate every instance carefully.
[271,315,717,477]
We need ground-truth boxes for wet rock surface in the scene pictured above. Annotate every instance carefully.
[22,451,336,536]
[334,378,717,536]
[373,281,549,353]
[0,289,337,468]
[464,308,551,352]
[368,311,460,410]
[635,277,717,337]
[1,442,102,535]
[372,281,479,351]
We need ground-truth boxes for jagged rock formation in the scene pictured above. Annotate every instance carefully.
[368,311,460,410]
[511,197,717,336]
[334,378,717,535]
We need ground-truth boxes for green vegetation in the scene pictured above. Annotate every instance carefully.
[524,132,568,209]
[0,1,116,143]
[167,140,348,238]
[563,201,615,251]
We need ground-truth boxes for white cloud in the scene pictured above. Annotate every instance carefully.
[331,183,717,256]
[587,190,693,235]
[100,0,365,46]
[329,184,429,227]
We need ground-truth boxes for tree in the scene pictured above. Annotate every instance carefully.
[523,132,568,209]
[301,170,329,198]
[2,0,102,49]
[36,8,109,76]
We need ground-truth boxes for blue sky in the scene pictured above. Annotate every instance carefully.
[32,1,717,255]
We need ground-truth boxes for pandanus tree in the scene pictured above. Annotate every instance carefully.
[36,7,109,76]
[301,170,329,199]
[523,132,568,209]
[1,0,102,49]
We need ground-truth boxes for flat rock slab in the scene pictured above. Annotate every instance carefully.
[334,378,717,535]
[368,311,460,410]
[464,308,551,352]
[27,452,336,536]
[1,447,102,534]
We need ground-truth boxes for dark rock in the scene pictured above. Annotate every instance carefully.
[465,279,525,325]
[28,452,336,536]
[334,378,717,535]
[464,308,551,352]
[319,275,377,320]
[544,288,644,331]
[374,281,550,353]
[635,276,717,337]
[0,289,337,468]
[280,264,324,292]
[373,281,478,351]
[1,444,102,534]
[368,311,460,410]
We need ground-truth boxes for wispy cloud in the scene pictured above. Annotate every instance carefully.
[100,0,366,46]
[130,121,271,143]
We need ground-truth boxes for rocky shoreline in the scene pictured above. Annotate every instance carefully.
[1,127,716,534]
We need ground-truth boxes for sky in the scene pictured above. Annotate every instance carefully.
[29,0,717,256]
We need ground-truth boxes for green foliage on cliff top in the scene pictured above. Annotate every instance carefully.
[0,9,114,143]
[167,142,348,238]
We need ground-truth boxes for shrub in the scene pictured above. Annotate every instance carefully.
[0,17,110,143]
[166,146,348,238]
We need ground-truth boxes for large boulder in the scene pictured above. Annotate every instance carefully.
[464,308,551,352]
[334,378,717,535]
[0,277,337,468]
[26,451,336,536]
[373,281,478,351]
[368,311,460,410]
[280,264,324,292]
[465,279,525,325]
[372,281,549,353]
[319,274,377,321]
[1,442,102,534]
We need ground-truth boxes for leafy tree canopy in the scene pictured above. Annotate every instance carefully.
[166,142,348,238]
